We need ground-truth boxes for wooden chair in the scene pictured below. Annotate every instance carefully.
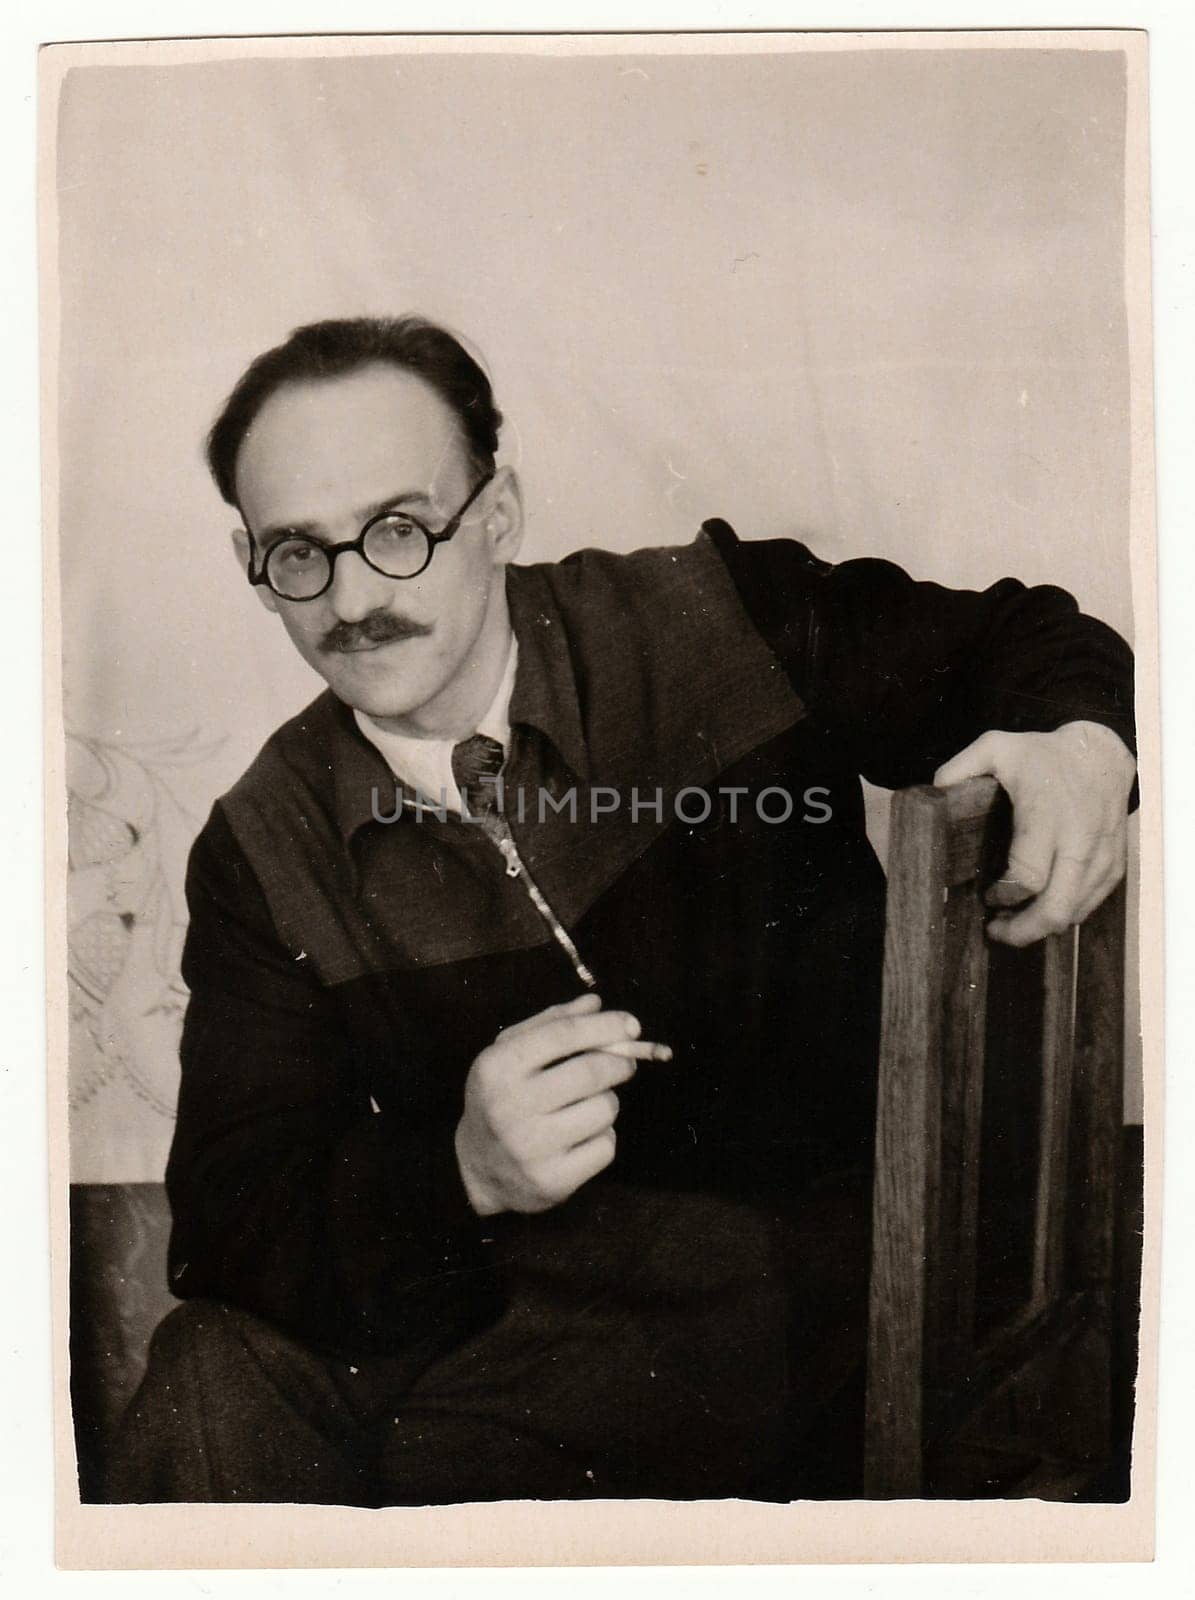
[864,775,1128,1499]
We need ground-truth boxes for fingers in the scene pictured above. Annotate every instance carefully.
[988,850,1085,947]
[987,822,1128,947]
[461,1000,672,1216]
[983,803,1070,938]
[548,1088,621,1148]
[987,842,1127,946]
[486,1006,668,1082]
[984,844,1053,910]
[497,992,603,1043]
[494,997,671,1066]
[497,1081,622,1164]
[539,1129,618,1199]
[931,725,1133,950]
[985,877,1036,910]
[534,1051,630,1113]
[1071,865,1124,926]
[933,732,1002,789]
[483,1003,631,1075]
[994,813,1054,899]
[1064,824,1126,925]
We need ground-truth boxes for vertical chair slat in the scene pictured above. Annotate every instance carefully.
[864,786,948,1498]
[937,883,991,1351]
[1072,881,1128,1288]
[1032,929,1078,1306]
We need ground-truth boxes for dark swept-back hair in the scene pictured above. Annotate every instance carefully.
[206,316,504,508]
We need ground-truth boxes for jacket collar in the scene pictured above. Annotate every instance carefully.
[505,563,591,786]
[329,696,400,842]
[329,563,590,843]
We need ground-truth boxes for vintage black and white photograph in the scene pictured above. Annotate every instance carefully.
[42,29,1158,1567]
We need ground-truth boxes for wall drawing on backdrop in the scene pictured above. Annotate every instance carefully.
[66,728,224,1133]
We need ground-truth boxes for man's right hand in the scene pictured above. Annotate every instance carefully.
[454,993,671,1217]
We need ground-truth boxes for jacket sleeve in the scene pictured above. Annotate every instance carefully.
[704,522,1135,791]
[165,804,501,1364]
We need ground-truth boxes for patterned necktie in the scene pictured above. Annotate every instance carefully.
[451,733,506,817]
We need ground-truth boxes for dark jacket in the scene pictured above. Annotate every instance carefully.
[166,522,1134,1371]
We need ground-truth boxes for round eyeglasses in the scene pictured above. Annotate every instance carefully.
[246,472,495,601]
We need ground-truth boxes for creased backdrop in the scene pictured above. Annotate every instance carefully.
[53,41,1138,1182]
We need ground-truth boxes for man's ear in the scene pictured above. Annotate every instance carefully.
[230,527,279,613]
[483,466,524,565]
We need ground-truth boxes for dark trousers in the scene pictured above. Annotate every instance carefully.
[107,1178,870,1505]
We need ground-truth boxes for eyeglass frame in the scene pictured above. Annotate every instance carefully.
[244,470,496,601]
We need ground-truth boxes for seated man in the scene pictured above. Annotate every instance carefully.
[110,316,1135,1505]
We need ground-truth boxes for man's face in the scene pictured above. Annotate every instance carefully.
[233,363,520,732]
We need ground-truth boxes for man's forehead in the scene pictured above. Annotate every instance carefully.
[234,364,468,528]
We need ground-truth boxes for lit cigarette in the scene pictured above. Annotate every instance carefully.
[605,1040,673,1062]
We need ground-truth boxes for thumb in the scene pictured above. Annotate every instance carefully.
[985,819,1054,908]
[933,731,1002,789]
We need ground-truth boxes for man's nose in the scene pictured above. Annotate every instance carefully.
[325,549,396,622]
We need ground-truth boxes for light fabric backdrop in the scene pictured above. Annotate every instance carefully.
[53,42,1138,1182]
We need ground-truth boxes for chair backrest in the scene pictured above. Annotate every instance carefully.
[864,776,1126,1498]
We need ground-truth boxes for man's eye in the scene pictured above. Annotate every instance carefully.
[275,541,320,569]
[369,517,422,548]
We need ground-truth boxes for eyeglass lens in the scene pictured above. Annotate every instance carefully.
[266,516,431,598]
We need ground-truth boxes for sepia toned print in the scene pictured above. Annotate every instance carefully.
[42,30,1158,1567]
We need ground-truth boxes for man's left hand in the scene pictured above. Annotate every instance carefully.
[932,720,1136,947]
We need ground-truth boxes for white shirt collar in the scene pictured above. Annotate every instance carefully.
[354,637,518,815]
